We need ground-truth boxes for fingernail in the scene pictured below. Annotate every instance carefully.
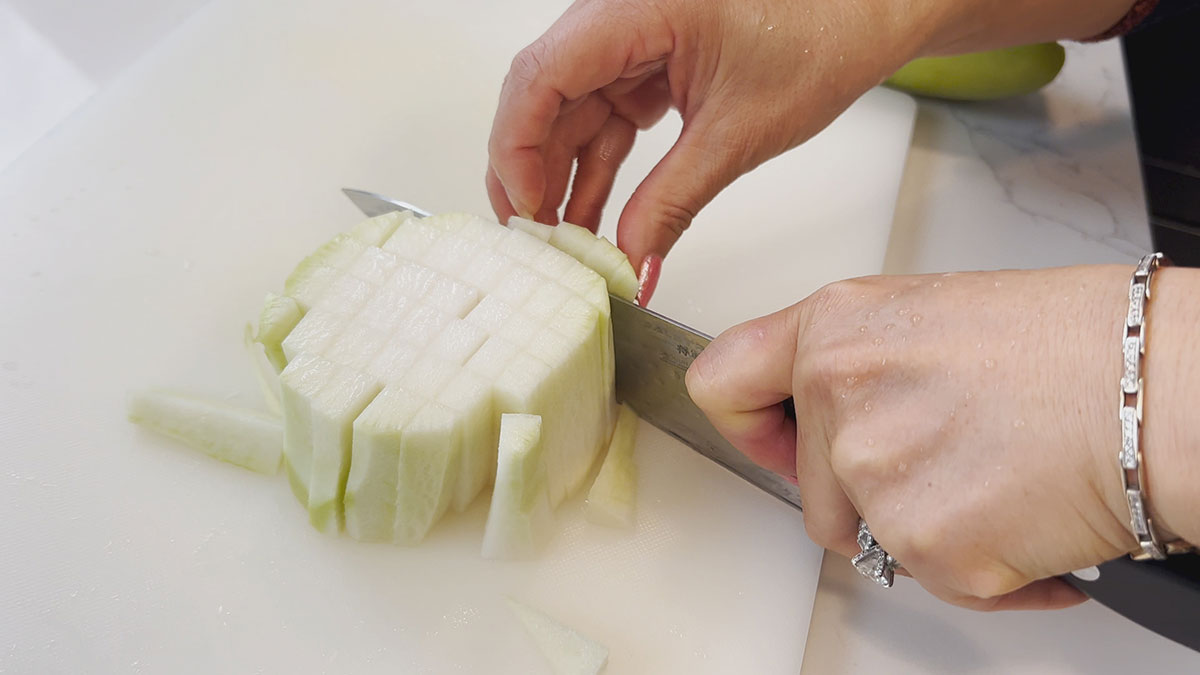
[635,254,663,306]
[505,188,535,220]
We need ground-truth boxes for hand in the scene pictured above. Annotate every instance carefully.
[486,0,1137,303]
[686,267,1148,610]
[485,0,930,294]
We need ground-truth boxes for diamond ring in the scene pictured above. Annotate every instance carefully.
[851,519,901,588]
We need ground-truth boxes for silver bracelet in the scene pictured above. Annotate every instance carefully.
[1120,253,1191,560]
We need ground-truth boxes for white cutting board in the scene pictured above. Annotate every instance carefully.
[0,0,914,672]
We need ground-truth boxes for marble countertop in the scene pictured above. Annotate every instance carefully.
[801,40,1200,673]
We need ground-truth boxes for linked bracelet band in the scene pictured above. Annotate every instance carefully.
[1120,253,1192,560]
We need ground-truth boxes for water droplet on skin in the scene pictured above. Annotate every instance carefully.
[984,480,990,488]
[897,462,908,472]
[889,293,897,299]
[1012,418,1026,429]
[932,281,942,288]
[994,281,1002,288]
[840,392,848,399]
[976,342,983,350]
[984,359,996,369]
[894,502,904,512]
[867,311,877,320]
[863,401,873,412]
[872,337,884,346]
[1009,340,1017,349]
[859,325,868,333]
[897,308,910,317]
[884,323,895,331]
[852,360,861,369]
[965,391,974,401]
[881,358,887,366]
[846,376,858,386]
[910,314,922,325]
[946,369,952,377]
[866,438,875,447]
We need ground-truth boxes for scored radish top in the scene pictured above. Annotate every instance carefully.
[256,211,637,549]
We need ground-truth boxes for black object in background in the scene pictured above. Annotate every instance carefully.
[1123,2,1200,266]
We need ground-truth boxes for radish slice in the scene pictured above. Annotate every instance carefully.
[506,597,609,675]
[244,322,283,415]
[586,405,639,528]
[482,414,553,559]
[128,390,283,475]
[507,215,554,241]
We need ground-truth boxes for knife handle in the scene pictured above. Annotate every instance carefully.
[1063,554,1200,652]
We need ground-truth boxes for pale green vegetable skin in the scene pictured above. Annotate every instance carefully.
[586,404,639,528]
[885,43,1066,101]
[255,210,636,549]
[128,390,283,475]
[507,597,609,675]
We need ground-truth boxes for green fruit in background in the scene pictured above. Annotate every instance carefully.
[884,43,1066,101]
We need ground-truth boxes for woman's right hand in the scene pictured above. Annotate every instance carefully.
[485,0,1134,302]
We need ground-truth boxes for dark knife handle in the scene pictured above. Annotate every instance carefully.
[1063,554,1200,651]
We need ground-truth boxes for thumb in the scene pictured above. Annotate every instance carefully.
[615,117,755,271]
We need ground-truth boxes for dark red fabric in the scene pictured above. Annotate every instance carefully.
[1084,0,1161,41]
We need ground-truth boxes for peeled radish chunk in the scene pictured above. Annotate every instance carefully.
[545,221,638,301]
[586,405,639,528]
[128,390,283,475]
[507,597,609,675]
[482,414,553,559]
[243,209,639,548]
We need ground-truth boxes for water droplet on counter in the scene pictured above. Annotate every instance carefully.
[910,314,922,325]
[984,359,996,369]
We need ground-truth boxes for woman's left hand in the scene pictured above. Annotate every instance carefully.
[686,266,1141,610]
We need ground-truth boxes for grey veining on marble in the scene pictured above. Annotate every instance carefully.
[885,41,1152,276]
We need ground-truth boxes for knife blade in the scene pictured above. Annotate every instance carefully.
[341,187,803,509]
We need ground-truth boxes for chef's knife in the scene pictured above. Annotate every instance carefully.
[341,187,1200,652]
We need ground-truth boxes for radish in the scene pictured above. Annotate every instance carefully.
[259,211,638,549]
[128,390,283,475]
[507,597,609,675]
[586,404,639,528]
[131,209,642,556]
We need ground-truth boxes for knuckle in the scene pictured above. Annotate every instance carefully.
[654,199,696,241]
[507,38,555,92]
